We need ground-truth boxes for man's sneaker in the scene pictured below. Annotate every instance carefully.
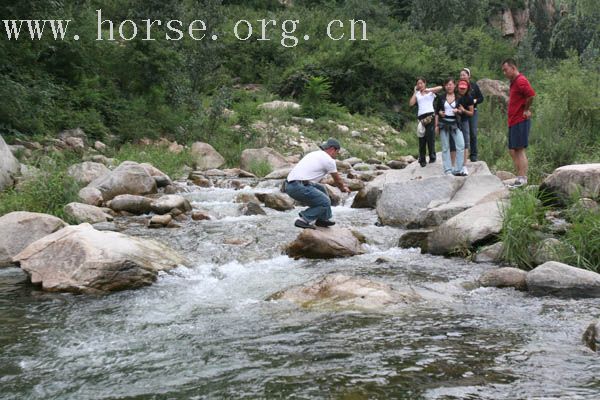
[461,166,469,176]
[470,156,478,162]
[294,219,316,229]
[445,171,454,176]
[453,171,467,177]
[419,160,427,167]
[315,219,335,227]
[429,157,436,164]
[508,177,528,189]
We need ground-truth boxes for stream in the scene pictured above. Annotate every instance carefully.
[1,180,599,399]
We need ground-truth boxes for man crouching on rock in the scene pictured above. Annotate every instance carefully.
[284,138,350,229]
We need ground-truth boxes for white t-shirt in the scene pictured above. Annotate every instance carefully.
[287,150,337,183]
[416,91,436,117]
[444,98,457,117]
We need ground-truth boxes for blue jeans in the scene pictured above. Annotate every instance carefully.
[469,109,479,160]
[440,122,464,174]
[285,181,332,222]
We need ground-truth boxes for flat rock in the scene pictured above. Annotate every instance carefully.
[13,224,188,293]
[150,195,191,215]
[427,200,506,255]
[268,273,421,311]
[526,261,600,298]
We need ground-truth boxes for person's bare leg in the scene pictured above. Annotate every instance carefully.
[515,148,528,178]
[451,151,456,168]
[509,148,518,174]
[464,149,469,164]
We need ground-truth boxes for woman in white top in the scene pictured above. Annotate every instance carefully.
[409,77,442,167]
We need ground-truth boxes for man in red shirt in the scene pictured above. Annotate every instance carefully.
[502,58,536,188]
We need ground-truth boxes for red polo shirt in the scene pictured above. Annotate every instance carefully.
[508,74,536,127]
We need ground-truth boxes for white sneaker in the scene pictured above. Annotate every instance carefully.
[508,177,528,189]
[461,166,469,176]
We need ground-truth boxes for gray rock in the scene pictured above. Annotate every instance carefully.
[67,162,110,185]
[148,214,173,228]
[239,147,290,172]
[64,202,113,224]
[64,136,85,150]
[540,164,600,205]
[190,142,226,171]
[0,134,21,191]
[258,100,300,111]
[58,128,86,141]
[264,167,293,180]
[78,187,104,206]
[533,238,563,266]
[526,261,600,298]
[259,192,295,211]
[92,222,119,232]
[268,273,421,311]
[583,321,600,352]
[286,227,365,259]
[0,212,67,267]
[324,184,342,206]
[239,202,267,216]
[87,161,157,201]
[427,200,506,255]
[191,211,211,221]
[94,141,107,152]
[343,157,363,166]
[479,267,527,290]
[353,158,498,210]
[108,194,153,214]
[14,224,188,293]
[150,195,191,215]
[398,229,434,251]
[474,242,504,263]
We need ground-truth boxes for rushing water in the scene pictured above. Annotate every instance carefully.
[1,180,599,399]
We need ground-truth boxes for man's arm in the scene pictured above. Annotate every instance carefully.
[523,96,534,119]
[331,172,350,193]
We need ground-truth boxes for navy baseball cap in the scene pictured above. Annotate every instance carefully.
[320,138,341,150]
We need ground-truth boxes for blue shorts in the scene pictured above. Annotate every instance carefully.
[508,119,531,149]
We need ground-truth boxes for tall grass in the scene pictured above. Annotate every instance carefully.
[0,152,81,222]
[499,189,548,270]
[558,196,600,272]
[111,144,194,179]
[248,159,273,177]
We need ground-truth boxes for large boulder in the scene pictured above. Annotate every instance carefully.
[268,273,421,311]
[13,224,188,293]
[526,261,600,298]
[0,212,67,267]
[64,203,113,224]
[427,200,506,255]
[285,227,365,259]
[0,134,21,191]
[477,79,509,108]
[375,163,506,228]
[87,161,157,201]
[474,242,504,263]
[239,148,290,172]
[264,167,293,180]
[540,164,600,205]
[190,142,226,171]
[67,162,110,185]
